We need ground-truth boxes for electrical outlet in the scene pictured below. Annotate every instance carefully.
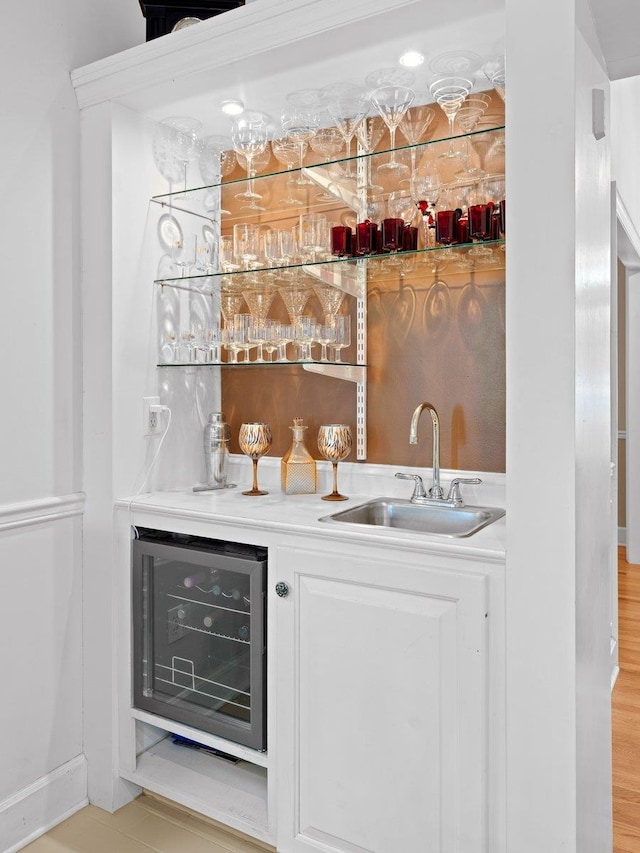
[143,396,161,436]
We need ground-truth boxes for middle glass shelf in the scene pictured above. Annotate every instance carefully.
[155,240,506,294]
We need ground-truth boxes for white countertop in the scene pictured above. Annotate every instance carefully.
[117,458,506,563]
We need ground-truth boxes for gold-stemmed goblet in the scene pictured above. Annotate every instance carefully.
[317,424,352,501]
[239,422,272,496]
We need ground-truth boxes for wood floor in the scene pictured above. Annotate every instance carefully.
[613,546,640,852]
[22,549,640,852]
[22,793,275,853]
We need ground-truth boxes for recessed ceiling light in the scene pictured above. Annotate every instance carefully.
[399,50,425,68]
[221,99,244,116]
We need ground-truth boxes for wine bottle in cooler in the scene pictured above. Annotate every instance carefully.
[203,610,224,630]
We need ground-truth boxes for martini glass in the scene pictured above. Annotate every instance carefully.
[369,85,415,174]
[398,101,436,182]
[230,111,271,211]
[242,280,277,361]
[483,55,506,102]
[239,423,272,496]
[355,114,386,191]
[321,83,368,179]
[317,424,352,501]
[313,283,346,325]
[429,76,474,158]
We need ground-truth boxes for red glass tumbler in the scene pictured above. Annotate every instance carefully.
[468,203,494,241]
[331,225,352,257]
[382,218,404,252]
[355,220,378,256]
[435,210,459,245]
[402,226,418,251]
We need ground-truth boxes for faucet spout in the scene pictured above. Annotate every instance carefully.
[409,402,443,500]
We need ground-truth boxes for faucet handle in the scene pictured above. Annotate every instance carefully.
[395,472,427,500]
[446,477,482,506]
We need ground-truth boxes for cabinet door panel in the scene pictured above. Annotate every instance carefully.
[275,546,487,853]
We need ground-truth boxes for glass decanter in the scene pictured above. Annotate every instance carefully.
[281,417,317,495]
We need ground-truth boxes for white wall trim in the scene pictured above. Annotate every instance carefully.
[617,190,640,271]
[0,493,85,532]
[619,526,627,546]
[1,754,88,853]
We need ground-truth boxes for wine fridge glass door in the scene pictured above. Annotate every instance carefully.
[132,531,266,751]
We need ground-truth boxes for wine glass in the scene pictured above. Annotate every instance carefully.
[330,315,351,363]
[152,120,185,197]
[368,85,415,174]
[230,111,271,211]
[161,116,204,196]
[317,424,352,501]
[198,134,236,185]
[239,423,272,496]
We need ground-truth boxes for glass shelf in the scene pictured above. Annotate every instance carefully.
[154,241,506,293]
[151,124,505,206]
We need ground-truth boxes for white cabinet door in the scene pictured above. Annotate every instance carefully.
[274,544,488,853]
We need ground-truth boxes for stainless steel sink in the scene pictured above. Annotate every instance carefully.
[319,498,505,538]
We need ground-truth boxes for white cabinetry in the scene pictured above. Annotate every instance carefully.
[273,541,489,853]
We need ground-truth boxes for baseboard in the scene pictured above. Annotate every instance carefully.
[619,526,627,546]
[1,754,88,852]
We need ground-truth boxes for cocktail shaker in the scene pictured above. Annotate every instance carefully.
[204,412,230,488]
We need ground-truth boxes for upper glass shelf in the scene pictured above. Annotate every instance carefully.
[150,124,506,206]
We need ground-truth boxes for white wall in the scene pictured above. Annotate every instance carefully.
[611,76,640,241]
[0,3,142,850]
[506,0,613,849]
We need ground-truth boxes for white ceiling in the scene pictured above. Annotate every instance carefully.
[589,0,640,79]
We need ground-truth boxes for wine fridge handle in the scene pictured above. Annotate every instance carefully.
[275,582,289,598]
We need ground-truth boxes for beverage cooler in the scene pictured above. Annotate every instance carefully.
[132,528,267,750]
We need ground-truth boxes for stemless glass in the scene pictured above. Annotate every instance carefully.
[239,423,273,496]
[368,85,415,174]
[230,111,271,210]
[317,424,352,501]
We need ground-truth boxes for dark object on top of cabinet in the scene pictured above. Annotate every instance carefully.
[138,0,245,41]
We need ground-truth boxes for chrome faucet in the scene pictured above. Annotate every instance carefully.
[408,402,443,500]
[395,401,482,506]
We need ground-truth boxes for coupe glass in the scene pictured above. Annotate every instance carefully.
[239,423,272,496]
[282,109,320,184]
[272,137,306,205]
[317,424,352,501]
[368,85,415,174]
[230,111,271,210]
